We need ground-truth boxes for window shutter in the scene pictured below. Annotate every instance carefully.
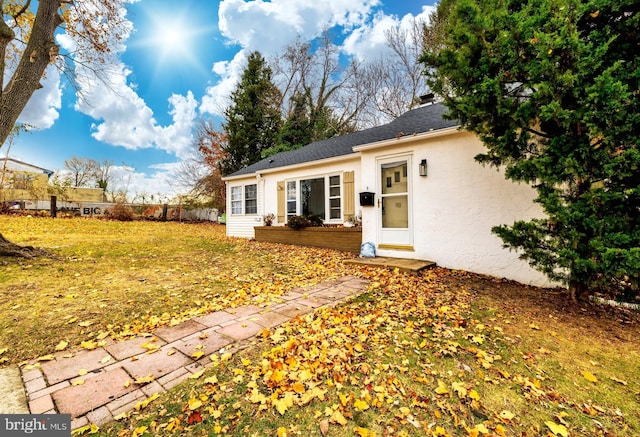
[343,171,355,222]
[277,181,285,223]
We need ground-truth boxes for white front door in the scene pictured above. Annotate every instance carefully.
[377,155,413,249]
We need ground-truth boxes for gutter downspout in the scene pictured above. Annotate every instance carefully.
[256,173,265,225]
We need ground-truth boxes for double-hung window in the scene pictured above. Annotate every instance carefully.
[285,174,341,223]
[230,184,258,215]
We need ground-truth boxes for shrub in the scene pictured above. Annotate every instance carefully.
[307,214,324,227]
[287,215,311,230]
[287,214,323,230]
[106,203,135,221]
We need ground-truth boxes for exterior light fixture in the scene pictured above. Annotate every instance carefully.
[419,159,428,177]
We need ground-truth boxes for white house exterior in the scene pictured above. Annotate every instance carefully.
[223,103,553,287]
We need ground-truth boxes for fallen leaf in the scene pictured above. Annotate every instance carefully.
[354,399,369,411]
[581,371,598,383]
[545,421,569,437]
[499,410,515,421]
[135,375,155,384]
[610,376,627,385]
[331,410,348,426]
[189,369,205,379]
[54,341,69,351]
[319,419,329,436]
[36,354,55,362]
[186,410,203,425]
[188,397,202,411]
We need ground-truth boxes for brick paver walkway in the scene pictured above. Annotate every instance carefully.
[19,276,369,430]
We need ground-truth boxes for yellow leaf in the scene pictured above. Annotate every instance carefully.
[189,369,205,379]
[331,410,348,426]
[55,341,69,351]
[499,410,515,421]
[80,340,98,350]
[72,379,84,386]
[469,389,480,400]
[37,354,55,362]
[435,380,449,395]
[452,381,467,398]
[292,382,306,394]
[131,425,147,437]
[581,371,598,383]
[354,399,369,411]
[204,375,219,385]
[89,423,99,434]
[78,320,93,327]
[192,351,205,360]
[354,426,372,437]
[78,369,88,376]
[545,421,569,437]
[476,423,490,434]
[124,379,131,388]
[277,427,287,437]
[167,349,176,356]
[188,397,202,411]
[100,356,110,364]
[135,375,155,384]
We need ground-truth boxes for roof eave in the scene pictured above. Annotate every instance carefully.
[222,152,360,181]
[352,125,461,152]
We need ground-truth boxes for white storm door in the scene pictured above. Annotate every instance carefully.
[378,156,413,248]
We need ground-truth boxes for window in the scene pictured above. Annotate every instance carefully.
[245,184,257,214]
[230,184,258,215]
[231,186,242,215]
[285,174,341,222]
[329,175,341,220]
[286,181,297,220]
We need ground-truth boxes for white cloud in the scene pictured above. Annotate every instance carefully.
[56,11,197,159]
[17,66,62,129]
[200,51,248,116]
[201,0,382,117]
[342,6,435,62]
[218,0,380,50]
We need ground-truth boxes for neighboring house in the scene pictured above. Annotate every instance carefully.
[0,158,104,204]
[223,103,553,287]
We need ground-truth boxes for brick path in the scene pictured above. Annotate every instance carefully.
[19,276,368,430]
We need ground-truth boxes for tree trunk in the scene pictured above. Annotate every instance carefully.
[0,0,63,146]
[0,232,46,258]
[569,278,589,303]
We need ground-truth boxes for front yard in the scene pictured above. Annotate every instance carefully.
[1,216,638,436]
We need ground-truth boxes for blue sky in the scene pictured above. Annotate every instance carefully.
[9,0,435,199]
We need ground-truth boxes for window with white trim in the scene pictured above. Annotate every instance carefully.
[245,184,257,214]
[285,174,341,223]
[231,186,242,215]
[230,184,258,215]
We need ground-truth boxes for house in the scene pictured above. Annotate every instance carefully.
[0,157,104,205]
[222,103,553,287]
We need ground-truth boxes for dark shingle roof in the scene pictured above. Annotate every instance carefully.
[225,103,458,178]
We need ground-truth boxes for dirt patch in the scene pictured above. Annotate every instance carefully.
[439,272,640,346]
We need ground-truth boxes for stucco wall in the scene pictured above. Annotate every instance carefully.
[359,130,553,287]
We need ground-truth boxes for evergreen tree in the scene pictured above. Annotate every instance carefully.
[263,91,313,158]
[422,0,639,301]
[220,51,282,175]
